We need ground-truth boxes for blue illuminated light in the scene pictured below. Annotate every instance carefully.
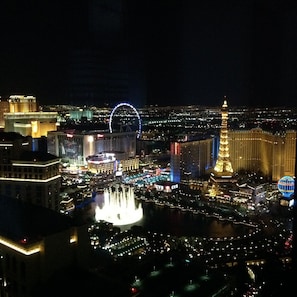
[277,176,295,198]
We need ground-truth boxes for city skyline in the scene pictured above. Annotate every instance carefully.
[0,89,295,295]
[1,0,297,108]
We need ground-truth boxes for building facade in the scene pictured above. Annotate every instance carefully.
[229,128,297,181]
[0,132,61,212]
[47,130,139,173]
[7,95,37,113]
[0,99,9,129]
[1,95,58,139]
[0,195,92,297]
[170,137,214,183]
[4,112,58,138]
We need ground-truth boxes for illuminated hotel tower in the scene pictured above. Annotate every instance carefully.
[213,99,233,177]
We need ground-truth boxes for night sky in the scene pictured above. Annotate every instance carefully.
[1,0,297,108]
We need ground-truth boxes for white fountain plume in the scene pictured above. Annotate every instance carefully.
[95,183,143,226]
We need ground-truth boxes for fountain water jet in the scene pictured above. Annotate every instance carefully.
[94,183,143,226]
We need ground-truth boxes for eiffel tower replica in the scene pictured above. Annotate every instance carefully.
[211,98,236,183]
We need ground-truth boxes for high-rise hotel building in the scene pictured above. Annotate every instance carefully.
[7,95,37,112]
[170,137,214,183]
[47,130,139,173]
[0,95,58,140]
[0,132,61,212]
[0,95,39,128]
[229,128,296,181]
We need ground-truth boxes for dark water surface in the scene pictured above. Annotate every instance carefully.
[125,202,253,238]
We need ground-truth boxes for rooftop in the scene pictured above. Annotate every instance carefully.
[0,131,27,141]
[0,195,82,244]
[19,150,59,162]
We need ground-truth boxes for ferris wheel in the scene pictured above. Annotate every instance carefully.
[109,102,142,138]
